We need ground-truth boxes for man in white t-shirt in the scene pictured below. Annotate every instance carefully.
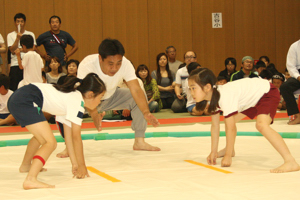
[7,13,36,91]
[166,46,183,75]
[171,51,197,113]
[78,38,160,151]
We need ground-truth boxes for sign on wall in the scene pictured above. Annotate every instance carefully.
[212,13,222,28]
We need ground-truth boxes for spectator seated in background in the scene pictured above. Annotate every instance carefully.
[46,56,66,84]
[218,57,237,82]
[57,59,79,85]
[166,46,182,75]
[267,63,279,75]
[230,56,258,81]
[186,62,209,116]
[272,73,286,111]
[136,64,162,113]
[0,74,15,126]
[259,55,270,67]
[216,75,227,85]
[15,34,44,89]
[284,68,291,80]
[151,53,176,109]
[254,60,266,76]
[172,51,197,113]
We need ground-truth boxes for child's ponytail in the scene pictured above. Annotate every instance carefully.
[53,73,106,96]
[189,68,220,114]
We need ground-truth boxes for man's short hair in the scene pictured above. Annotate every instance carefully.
[255,60,266,69]
[166,46,176,53]
[14,13,26,22]
[0,74,10,90]
[98,38,125,60]
[20,35,34,49]
[49,15,61,24]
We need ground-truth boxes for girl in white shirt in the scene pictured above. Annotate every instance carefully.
[8,73,106,189]
[187,68,300,173]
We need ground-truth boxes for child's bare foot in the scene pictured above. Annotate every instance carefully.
[221,155,232,167]
[217,148,235,158]
[270,160,300,173]
[56,148,69,158]
[133,142,160,151]
[19,164,47,173]
[23,179,55,190]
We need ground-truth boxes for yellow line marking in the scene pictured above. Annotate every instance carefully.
[87,166,121,182]
[184,160,233,174]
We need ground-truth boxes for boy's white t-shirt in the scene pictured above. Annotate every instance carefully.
[7,30,36,66]
[175,66,189,94]
[0,90,13,114]
[215,78,270,118]
[78,54,137,100]
[21,51,43,86]
[32,83,84,127]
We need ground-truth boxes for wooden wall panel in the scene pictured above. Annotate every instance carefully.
[275,0,300,72]
[234,0,256,69]
[148,0,192,72]
[102,0,148,69]
[54,0,102,62]
[192,0,235,75]
[253,0,276,64]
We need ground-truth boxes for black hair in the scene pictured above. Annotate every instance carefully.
[255,60,266,69]
[188,68,219,114]
[14,13,26,22]
[49,56,63,73]
[259,69,273,80]
[49,15,61,24]
[224,57,237,70]
[156,53,173,85]
[42,71,46,79]
[0,74,10,90]
[267,63,279,75]
[20,35,34,49]
[53,73,106,97]
[259,56,270,63]
[272,73,285,82]
[98,38,125,60]
[136,64,152,85]
[166,46,176,53]
[187,62,201,74]
[217,75,227,81]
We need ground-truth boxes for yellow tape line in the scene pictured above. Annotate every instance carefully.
[87,166,121,182]
[184,160,232,174]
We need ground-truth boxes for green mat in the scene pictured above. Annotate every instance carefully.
[1,131,299,147]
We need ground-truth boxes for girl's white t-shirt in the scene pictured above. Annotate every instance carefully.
[215,78,270,118]
[32,83,84,127]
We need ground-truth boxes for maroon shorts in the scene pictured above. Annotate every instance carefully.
[241,83,280,123]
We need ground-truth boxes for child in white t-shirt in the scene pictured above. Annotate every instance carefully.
[15,35,44,88]
[188,67,300,173]
[0,74,13,120]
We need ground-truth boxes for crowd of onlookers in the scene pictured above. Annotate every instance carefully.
[0,12,299,126]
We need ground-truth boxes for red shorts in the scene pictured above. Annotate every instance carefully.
[241,83,280,123]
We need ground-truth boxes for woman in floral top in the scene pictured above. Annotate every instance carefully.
[136,64,162,113]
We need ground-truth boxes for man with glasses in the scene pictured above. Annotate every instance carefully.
[171,51,197,113]
[230,56,258,81]
[166,46,183,75]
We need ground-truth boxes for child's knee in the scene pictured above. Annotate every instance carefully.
[255,121,268,132]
